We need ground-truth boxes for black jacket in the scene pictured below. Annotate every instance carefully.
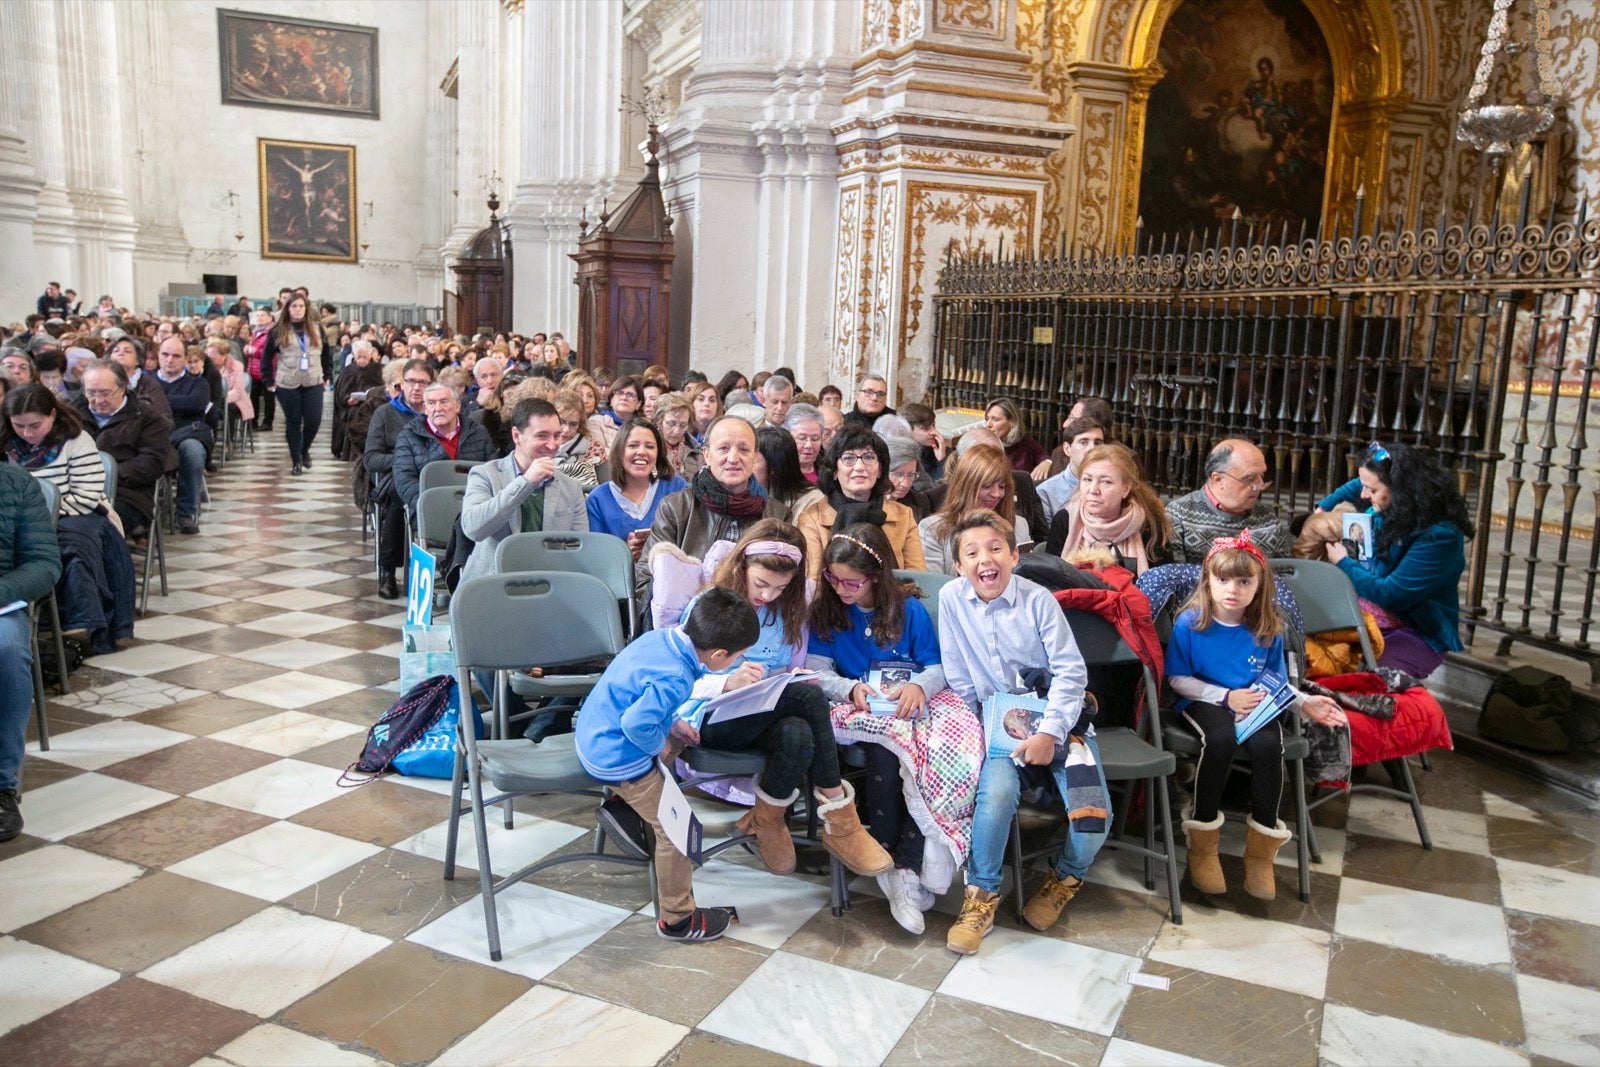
[72,395,178,522]
[391,416,496,508]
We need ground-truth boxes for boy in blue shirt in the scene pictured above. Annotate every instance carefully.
[575,586,759,942]
[937,509,1107,954]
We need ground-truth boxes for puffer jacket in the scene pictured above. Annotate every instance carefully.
[634,485,790,605]
[0,463,63,606]
[391,415,497,508]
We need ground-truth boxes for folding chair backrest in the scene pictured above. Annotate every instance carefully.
[496,531,635,606]
[416,485,466,548]
[1269,558,1379,671]
[451,571,626,672]
[1063,608,1161,734]
[895,569,955,630]
[99,452,117,505]
[36,479,60,524]
[419,459,478,494]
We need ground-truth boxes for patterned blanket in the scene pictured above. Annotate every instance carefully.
[830,688,984,885]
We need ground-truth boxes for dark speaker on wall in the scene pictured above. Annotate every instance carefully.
[202,273,239,295]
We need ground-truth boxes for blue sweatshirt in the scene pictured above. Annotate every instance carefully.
[805,598,944,704]
[1164,608,1287,711]
[575,626,703,782]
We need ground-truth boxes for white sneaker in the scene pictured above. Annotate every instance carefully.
[877,867,926,934]
[913,880,938,911]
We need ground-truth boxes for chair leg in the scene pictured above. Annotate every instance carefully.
[1008,814,1026,923]
[1418,751,1433,773]
[1142,778,1156,891]
[30,626,49,752]
[1291,757,1312,903]
[443,745,468,881]
[1396,757,1433,851]
[153,513,168,596]
[45,593,69,696]
[465,750,503,961]
[1153,771,1183,925]
[139,529,153,616]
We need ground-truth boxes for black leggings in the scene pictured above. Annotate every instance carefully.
[699,681,841,800]
[861,743,923,871]
[275,385,323,465]
[1182,700,1283,825]
[251,378,275,427]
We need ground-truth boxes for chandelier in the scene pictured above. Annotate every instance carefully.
[1456,0,1558,156]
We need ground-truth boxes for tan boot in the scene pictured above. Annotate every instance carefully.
[1182,813,1227,895]
[946,886,1000,955]
[1243,816,1292,900]
[1021,871,1083,931]
[814,781,893,876]
[735,787,798,874]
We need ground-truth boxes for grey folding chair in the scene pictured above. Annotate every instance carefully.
[1008,608,1183,925]
[443,571,645,962]
[414,485,467,557]
[894,568,955,631]
[32,480,70,698]
[497,531,640,638]
[1271,558,1433,853]
[418,459,480,495]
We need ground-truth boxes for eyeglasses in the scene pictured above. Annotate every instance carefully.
[83,388,121,400]
[823,571,870,592]
[402,377,432,387]
[1218,469,1271,490]
[859,388,887,399]
[837,451,879,468]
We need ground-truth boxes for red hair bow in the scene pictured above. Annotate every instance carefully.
[1205,528,1267,566]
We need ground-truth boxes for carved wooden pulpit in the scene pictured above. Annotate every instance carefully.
[453,193,513,337]
[571,126,674,378]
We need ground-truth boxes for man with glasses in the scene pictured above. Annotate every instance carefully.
[366,359,436,599]
[72,360,178,539]
[844,374,895,430]
[1165,438,1291,563]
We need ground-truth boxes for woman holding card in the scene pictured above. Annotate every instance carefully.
[806,523,982,934]
[1165,533,1346,900]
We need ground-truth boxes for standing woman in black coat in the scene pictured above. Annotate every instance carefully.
[261,294,334,475]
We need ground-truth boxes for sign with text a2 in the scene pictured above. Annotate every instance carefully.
[406,544,436,626]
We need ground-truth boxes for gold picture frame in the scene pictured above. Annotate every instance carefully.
[257,139,357,263]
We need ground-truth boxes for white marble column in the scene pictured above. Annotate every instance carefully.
[660,0,856,385]
[119,0,191,309]
[505,0,633,338]
[0,0,42,318]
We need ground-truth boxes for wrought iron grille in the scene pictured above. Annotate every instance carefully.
[931,200,1600,677]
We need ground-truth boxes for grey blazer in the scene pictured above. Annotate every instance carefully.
[459,453,589,586]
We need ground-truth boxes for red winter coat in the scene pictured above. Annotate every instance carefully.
[1052,562,1164,727]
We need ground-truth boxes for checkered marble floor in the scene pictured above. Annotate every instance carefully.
[5,429,1600,1067]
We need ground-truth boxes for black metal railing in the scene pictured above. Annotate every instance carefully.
[931,198,1600,676]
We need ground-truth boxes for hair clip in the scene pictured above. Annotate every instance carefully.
[1365,442,1390,463]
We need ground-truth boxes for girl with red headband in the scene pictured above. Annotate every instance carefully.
[1164,531,1346,900]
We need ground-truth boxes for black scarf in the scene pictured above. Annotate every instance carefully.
[692,467,768,518]
[828,488,886,529]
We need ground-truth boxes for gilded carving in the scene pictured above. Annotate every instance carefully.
[833,184,863,380]
[1076,103,1115,251]
[1096,1,1135,66]
[935,0,1000,35]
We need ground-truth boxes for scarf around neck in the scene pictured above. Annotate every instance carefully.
[827,487,886,529]
[1062,498,1150,574]
[692,466,768,518]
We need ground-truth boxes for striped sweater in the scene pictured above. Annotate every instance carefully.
[15,431,109,517]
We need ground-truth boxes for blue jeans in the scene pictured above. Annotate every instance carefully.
[175,437,206,518]
[0,610,34,791]
[967,733,1109,893]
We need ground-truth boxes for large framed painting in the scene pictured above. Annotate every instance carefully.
[219,9,378,119]
[258,139,358,263]
[1138,0,1333,242]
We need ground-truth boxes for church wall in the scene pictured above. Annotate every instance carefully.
[126,0,440,310]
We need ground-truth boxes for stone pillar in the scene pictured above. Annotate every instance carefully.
[0,0,42,318]
[659,0,856,385]
[830,0,1071,402]
[505,0,633,340]
[120,0,192,309]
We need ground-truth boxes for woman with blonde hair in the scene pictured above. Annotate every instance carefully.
[1047,442,1170,573]
[918,443,1026,574]
[551,389,604,488]
[683,381,721,444]
[653,391,703,478]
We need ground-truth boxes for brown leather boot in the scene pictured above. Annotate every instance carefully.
[735,787,798,874]
[1182,813,1227,895]
[1243,816,1293,899]
[814,781,893,876]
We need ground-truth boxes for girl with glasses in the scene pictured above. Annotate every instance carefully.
[806,523,982,934]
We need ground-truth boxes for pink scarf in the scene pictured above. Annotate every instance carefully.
[1061,499,1150,574]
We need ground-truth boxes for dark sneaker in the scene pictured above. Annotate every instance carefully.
[177,515,200,535]
[657,907,733,943]
[0,789,21,842]
[597,794,654,860]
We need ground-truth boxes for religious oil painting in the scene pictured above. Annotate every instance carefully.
[219,9,379,119]
[1138,0,1333,242]
[258,139,358,263]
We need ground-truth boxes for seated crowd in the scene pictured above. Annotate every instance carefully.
[0,287,1472,955]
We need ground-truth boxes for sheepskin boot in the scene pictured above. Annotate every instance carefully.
[1182,813,1227,895]
[1243,816,1293,899]
[735,787,799,874]
[815,781,893,876]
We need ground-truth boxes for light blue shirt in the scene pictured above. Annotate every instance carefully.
[1037,467,1079,520]
[937,573,1089,742]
